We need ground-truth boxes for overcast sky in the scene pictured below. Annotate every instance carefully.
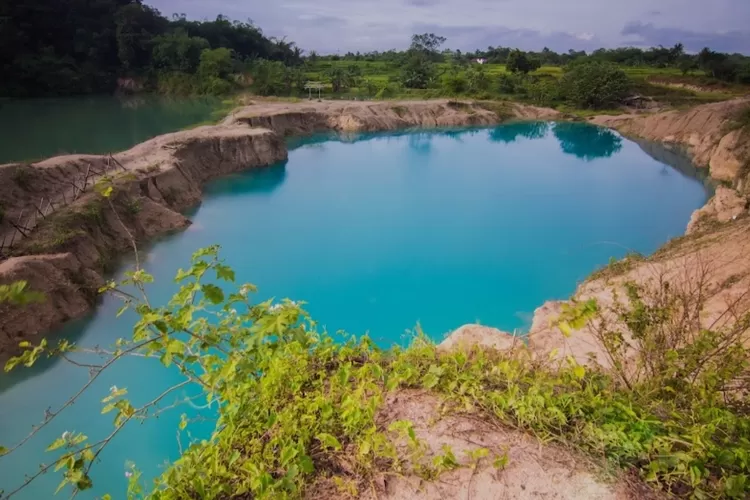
[146,0,750,54]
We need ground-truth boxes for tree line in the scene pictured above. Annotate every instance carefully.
[324,43,750,85]
[0,0,302,97]
[1,0,749,99]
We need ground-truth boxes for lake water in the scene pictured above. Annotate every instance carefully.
[0,122,708,498]
[0,95,222,164]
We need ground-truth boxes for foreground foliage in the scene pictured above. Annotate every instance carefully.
[1,247,749,499]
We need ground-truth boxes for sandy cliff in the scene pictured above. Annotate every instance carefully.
[0,125,286,353]
[529,100,750,368]
[591,98,750,192]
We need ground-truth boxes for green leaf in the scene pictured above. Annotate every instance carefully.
[573,365,586,380]
[280,445,298,465]
[46,436,67,452]
[299,455,314,474]
[493,453,509,469]
[201,284,225,305]
[559,321,572,337]
[316,433,342,451]
[215,264,236,282]
[421,372,439,389]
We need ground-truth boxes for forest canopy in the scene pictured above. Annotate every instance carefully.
[1,0,749,98]
[0,0,302,97]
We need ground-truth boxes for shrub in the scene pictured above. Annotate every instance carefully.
[525,78,561,106]
[11,164,34,189]
[496,74,519,94]
[442,69,467,94]
[559,61,630,109]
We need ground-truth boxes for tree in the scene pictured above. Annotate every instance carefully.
[198,48,233,79]
[442,65,467,94]
[151,30,210,73]
[250,59,287,95]
[559,61,630,109]
[327,67,350,93]
[466,64,490,93]
[410,33,447,55]
[506,50,540,74]
[399,52,436,89]
[114,3,168,71]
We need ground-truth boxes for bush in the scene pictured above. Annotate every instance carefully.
[525,77,561,106]
[442,68,467,94]
[506,50,540,74]
[200,76,233,96]
[197,48,233,80]
[559,61,630,109]
[496,74,519,94]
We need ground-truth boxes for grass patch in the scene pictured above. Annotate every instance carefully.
[123,197,142,218]
[587,252,646,282]
[11,164,35,189]
[391,105,408,118]
[472,100,515,119]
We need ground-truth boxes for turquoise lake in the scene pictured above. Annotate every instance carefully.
[0,96,221,164]
[0,122,708,498]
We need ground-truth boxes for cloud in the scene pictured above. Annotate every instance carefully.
[412,23,602,52]
[404,0,441,6]
[621,21,750,53]
[145,0,750,55]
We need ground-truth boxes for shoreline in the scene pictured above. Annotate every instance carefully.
[0,98,748,358]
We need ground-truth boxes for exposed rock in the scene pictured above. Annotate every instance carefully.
[528,218,750,368]
[591,99,750,190]
[0,126,286,354]
[710,129,746,183]
[0,254,103,355]
[438,324,522,352]
[592,98,750,233]
[226,99,562,136]
[688,186,748,233]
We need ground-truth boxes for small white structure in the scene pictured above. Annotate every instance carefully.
[475,58,487,65]
[304,81,325,100]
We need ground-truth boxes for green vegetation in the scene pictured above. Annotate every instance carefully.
[2,245,749,499]
[4,1,750,108]
[0,1,302,97]
[559,62,630,109]
[587,251,646,282]
[10,165,35,189]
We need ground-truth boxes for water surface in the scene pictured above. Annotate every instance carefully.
[0,122,708,498]
[0,95,222,163]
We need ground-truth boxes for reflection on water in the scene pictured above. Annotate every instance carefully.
[0,95,222,163]
[489,121,549,143]
[205,162,289,198]
[552,122,623,161]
